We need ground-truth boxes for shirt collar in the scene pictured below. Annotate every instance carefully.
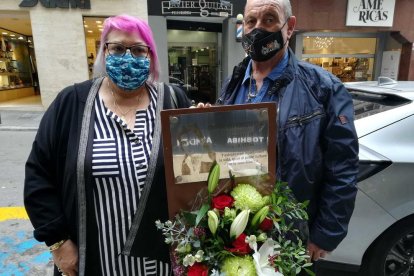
[241,51,289,85]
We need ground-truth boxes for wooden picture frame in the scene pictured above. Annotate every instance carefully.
[161,103,277,218]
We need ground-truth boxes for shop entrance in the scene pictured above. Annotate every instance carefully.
[167,20,222,104]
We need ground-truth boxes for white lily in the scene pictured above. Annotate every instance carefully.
[229,209,250,239]
[207,210,219,235]
[245,235,258,252]
[252,239,284,276]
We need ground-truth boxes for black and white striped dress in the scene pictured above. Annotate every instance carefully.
[91,86,170,276]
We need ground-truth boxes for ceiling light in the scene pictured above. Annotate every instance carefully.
[10,34,16,37]
[18,36,24,40]
[97,25,103,28]
[87,30,93,33]
[96,20,102,24]
[84,25,88,28]
[2,32,7,35]
[99,29,103,32]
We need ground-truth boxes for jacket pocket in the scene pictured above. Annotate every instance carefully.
[92,138,120,177]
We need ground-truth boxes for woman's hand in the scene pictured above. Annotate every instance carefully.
[52,239,79,276]
[193,102,212,108]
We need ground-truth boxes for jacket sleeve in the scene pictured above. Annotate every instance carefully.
[171,84,192,108]
[24,94,70,246]
[309,80,359,251]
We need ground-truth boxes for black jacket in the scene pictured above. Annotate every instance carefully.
[217,49,359,251]
[24,78,191,275]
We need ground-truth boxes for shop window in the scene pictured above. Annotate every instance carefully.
[0,28,33,90]
[83,17,107,78]
[168,30,218,104]
[302,35,376,82]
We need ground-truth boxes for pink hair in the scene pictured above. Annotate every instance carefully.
[93,14,160,82]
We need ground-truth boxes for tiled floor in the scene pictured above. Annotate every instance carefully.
[0,95,44,111]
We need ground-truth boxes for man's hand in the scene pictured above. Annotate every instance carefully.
[52,239,78,276]
[307,241,329,261]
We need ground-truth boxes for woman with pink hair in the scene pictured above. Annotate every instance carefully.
[24,14,190,276]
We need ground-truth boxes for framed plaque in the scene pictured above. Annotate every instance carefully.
[161,103,277,218]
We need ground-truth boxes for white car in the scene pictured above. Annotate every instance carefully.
[322,78,414,276]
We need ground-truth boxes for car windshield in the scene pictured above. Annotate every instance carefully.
[350,90,411,119]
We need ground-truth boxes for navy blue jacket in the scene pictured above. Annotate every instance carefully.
[217,49,359,251]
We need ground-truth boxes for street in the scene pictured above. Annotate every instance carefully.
[0,130,54,275]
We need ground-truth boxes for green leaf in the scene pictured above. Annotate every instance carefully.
[276,196,283,205]
[195,204,210,226]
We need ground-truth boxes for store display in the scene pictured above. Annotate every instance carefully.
[302,35,376,82]
[303,57,373,82]
[0,29,33,90]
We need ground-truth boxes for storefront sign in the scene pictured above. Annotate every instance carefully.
[162,0,232,17]
[148,0,244,17]
[19,0,91,9]
[346,0,395,27]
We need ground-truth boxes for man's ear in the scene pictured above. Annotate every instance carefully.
[286,16,296,39]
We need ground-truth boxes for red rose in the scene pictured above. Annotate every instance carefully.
[211,194,234,211]
[187,263,209,276]
[225,233,251,255]
[259,218,273,231]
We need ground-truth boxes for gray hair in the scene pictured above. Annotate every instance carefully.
[282,0,292,20]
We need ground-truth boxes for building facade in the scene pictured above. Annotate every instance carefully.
[0,0,148,107]
[1,0,414,107]
[291,0,414,82]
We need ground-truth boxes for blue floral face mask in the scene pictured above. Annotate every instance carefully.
[105,53,150,91]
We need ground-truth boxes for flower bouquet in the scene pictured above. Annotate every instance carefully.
[156,162,313,276]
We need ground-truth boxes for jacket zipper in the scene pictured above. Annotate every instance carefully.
[286,109,323,126]
[277,92,283,180]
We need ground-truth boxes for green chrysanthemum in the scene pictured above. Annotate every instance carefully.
[221,255,257,276]
[231,184,268,213]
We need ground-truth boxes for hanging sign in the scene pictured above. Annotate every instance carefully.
[346,0,395,27]
[19,0,91,9]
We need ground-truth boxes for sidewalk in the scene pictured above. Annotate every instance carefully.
[0,96,44,131]
[0,110,44,131]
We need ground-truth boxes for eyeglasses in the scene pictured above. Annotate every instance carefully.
[105,42,151,58]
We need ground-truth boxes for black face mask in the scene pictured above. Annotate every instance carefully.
[242,20,288,62]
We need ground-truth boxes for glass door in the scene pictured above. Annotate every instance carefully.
[168,29,219,104]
